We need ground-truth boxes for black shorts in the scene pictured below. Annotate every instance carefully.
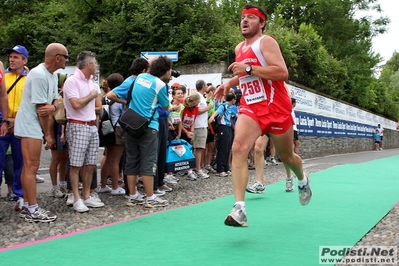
[206,128,215,143]
[293,130,299,141]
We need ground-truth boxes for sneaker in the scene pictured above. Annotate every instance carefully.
[226,170,232,175]
[159,184,172,192]
[52,187,65,198]
[176,170,187,176]
[7,191,16,201]
[36,175,45,183]
[73,199,89,213]
[218,172,228,177]
[298,175,312,206]
[380,148,383,151]
[196,169,209,179]
[126,194,145,207]
[201,168,209,174]
[164,174,178,185]
[285,177,294,192]
[204,165,217,173]
[271,158,278,165]
[90,192,102,203]
[248,165,255,170]
[111,187,126,196]
[66,193,74,206]
[59,185,68,194]
[246,181,265,194]
[224,204,248,227]
[144,195,168,208]
[19,206,30,219]
[98,185,112,193]
[84,196,105,208]
[153,189,166,196]
[14,197,24,211]
[187,171,197,181]
[25,207,57,223]
[106,176,112,186]
[78,182,83,190]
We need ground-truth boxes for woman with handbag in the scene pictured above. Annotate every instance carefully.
[98,73,126,195]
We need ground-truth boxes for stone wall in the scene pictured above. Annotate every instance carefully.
[298,129,399,159]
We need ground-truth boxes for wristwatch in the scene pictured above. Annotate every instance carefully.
[245,65,252,75]
[2,119,10,125]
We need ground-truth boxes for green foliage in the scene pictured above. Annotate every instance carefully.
[0,0,398,119]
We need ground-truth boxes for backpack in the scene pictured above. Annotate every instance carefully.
[54,91,67,125]
[208,104,226,135]
[99,97,116,147]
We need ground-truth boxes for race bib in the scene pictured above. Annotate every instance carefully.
[240,75,266,105]
[182,116,194,128]
[171,115,181,124]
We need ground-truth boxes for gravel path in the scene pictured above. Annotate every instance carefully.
[0,155,397,261]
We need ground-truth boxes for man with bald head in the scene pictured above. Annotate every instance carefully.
[14,43,69,222]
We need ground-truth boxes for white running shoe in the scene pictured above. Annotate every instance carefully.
[246,181,265,194]
[286,177,294,192]
[196,169,209,179]
[111,187,126,196]
[224,204,248,227]
[83,196,105,208]
[73,199,89,213]
[298,175,312,205]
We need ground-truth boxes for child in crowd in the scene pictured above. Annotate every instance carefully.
[179,93,200,180]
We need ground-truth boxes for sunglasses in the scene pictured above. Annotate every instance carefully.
[56,54,70,59]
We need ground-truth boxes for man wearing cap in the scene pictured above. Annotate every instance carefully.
[215,4,312,227]
[0,45,29,202]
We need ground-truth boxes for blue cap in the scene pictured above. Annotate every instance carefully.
[6,45,29,58]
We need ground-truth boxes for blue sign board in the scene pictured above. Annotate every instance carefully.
[295,111,375,138]
[140,51,178,62]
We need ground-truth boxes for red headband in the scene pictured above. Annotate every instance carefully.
[242,8,266,21]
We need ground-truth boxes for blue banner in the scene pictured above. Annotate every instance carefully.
[295,112,375,138]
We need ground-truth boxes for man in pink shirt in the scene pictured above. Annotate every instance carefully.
[63,51,104,212]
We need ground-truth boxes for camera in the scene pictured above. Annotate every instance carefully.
[171,70,180,78]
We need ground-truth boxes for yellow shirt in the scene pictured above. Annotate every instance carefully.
[4,71,27,118]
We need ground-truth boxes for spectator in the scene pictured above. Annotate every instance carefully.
[203,85,217,174]
[209,92,237,176]
[192,80,212,179]
[99,73,126,195]
[0,45,28,203]
[49,73,69,198]
[373,129,381,151]
[0,61,9,204]
[14,43,69,222]
[376,124,384,150]
[107,58,149,196]
[179,93,200,180]
[291,98,300,155]
[154,84,174,195]
[168,86,185,140]
[108,56,171,208]
[63,51,105,212]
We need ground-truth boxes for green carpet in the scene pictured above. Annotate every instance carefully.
[1,156,398,266]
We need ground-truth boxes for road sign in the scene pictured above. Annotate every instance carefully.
[140,51,178,62]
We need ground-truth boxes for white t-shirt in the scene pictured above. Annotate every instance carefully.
[15,63,58,139]
[194,91,208,128]
[291,109,298,131]
[377,126,384,136]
